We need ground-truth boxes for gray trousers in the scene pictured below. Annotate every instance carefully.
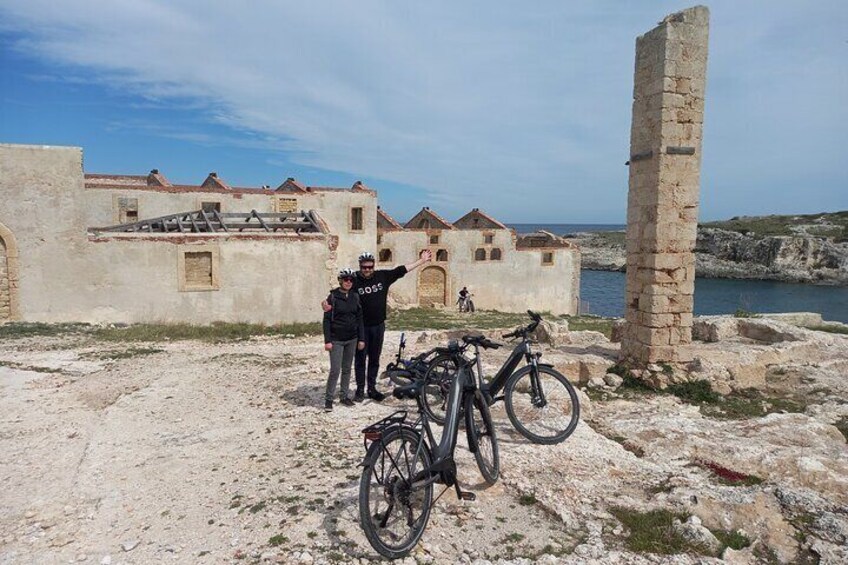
[326,338,357,402]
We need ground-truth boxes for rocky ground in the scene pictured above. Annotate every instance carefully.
[1,317,846,564]
[568,229,848,286]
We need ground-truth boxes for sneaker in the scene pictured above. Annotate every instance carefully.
[353,391,365,402]
[324,400,333,412]
[340,397,355,407]
[368,390,386,402]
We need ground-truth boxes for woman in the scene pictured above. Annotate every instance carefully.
[322,268,365,411]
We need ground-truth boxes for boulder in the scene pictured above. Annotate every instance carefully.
[693,316,739,342]
[532,319,571,346]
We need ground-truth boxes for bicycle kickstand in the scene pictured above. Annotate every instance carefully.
[454,482,476,502]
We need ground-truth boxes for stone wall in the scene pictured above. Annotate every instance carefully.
[621,6,709,364]
[0,144,335,325]
[84,182,377,281]
[0,237,9,321]
[378,228,580,315]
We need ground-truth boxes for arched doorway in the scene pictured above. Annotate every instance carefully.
[418,266,446,307]
[0,222,20,322]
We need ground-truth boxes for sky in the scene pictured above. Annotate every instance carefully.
[1,1,846,224]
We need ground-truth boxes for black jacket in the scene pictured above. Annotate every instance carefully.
[323,288,365,343]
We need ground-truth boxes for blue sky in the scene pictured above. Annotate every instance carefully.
[1,1,846,223]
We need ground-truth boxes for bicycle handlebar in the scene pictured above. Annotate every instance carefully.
[502,311,543,340]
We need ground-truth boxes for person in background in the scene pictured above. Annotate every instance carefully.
[324,249,432,401]
[322,268,365,412]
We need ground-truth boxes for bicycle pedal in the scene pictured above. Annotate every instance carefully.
[459,492,476,501]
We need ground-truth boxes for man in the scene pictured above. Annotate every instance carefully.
[457,286,470,311]
[324,249,432,401]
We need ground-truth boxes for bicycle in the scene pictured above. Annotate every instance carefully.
[422,311,580,445]
[358,341,499,559]
[457,293,475,313]
[382,332,444,387]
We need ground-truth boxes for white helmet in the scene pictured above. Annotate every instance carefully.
[338,267,356,279]
[358,251,375,264]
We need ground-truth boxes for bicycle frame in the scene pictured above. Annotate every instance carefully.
[365,362,473,496]
[469,338,536,403]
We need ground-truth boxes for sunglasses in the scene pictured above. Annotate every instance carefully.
[360,264,375,270]
[340,277,355,282]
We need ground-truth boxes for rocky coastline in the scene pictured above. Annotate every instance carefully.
[570,227,848,286]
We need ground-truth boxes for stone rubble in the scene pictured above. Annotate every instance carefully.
[0,315,846,564]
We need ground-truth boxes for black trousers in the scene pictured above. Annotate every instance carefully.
[355,322,385,394]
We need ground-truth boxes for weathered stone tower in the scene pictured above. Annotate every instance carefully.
[621,6,709,365]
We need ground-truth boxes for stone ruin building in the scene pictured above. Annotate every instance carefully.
[377,207,579,312]
[0,144,580,325]
[620,5,710,366]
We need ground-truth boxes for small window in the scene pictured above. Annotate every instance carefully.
[474,248,486,261]
[542,252,554,265]
[436,249,448,261]
[429,234,440,245]
[377,234,383,245]
[185,252,213,288]
[201,202,221,213]
[490,248,502,261]
[379,248,393,262]
[484,234,494,244]
[179,246,219,291]
[351,207,364,231]
[117,197,138,224]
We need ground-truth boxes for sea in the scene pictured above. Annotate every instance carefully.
[507,223,848,324]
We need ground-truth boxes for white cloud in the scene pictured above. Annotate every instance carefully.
[1,0,846,221]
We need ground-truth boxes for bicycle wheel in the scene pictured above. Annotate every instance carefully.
[468,300,475,313]
[359,427,434,559]
[504,365,580,445]
[465,391,499,485]
[386,368,415,387]
[421,354,461,425]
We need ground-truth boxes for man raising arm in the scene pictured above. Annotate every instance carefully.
[323,249,432,401]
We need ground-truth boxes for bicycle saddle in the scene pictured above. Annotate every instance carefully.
[392,381,423,400]
[462,335,502,349]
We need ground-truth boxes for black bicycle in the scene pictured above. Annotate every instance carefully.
[358,341,499,559]
[422,311,580,445]
[383,332,444,387]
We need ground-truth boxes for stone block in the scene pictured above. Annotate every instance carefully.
[692,316,739,342]
[667,294,694,313]
[638,293,668,312]
[639,311,676,328]
[636,325,670,346]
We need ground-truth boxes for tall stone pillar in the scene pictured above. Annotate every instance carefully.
[621,6,709,365]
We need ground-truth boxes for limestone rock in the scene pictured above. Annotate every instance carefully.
[693,316,739,342]
[603,373,623,389]
[532,319,570,346]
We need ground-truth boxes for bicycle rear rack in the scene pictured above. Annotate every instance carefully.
[361,410,408,448]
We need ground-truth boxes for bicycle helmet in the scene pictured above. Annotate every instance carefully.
[358,251,375,264]
[338,267,356,280]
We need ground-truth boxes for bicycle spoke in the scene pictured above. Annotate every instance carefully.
[506,367,579,444]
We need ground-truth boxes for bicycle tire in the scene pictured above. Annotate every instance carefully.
[358,426,434,559]
[465,390,499,485]
[504,365,580,445]
[386,368,416,387]
[421,354,463,425]
[468,300,475,313]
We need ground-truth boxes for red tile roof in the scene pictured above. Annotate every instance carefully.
[403,207,455,230]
